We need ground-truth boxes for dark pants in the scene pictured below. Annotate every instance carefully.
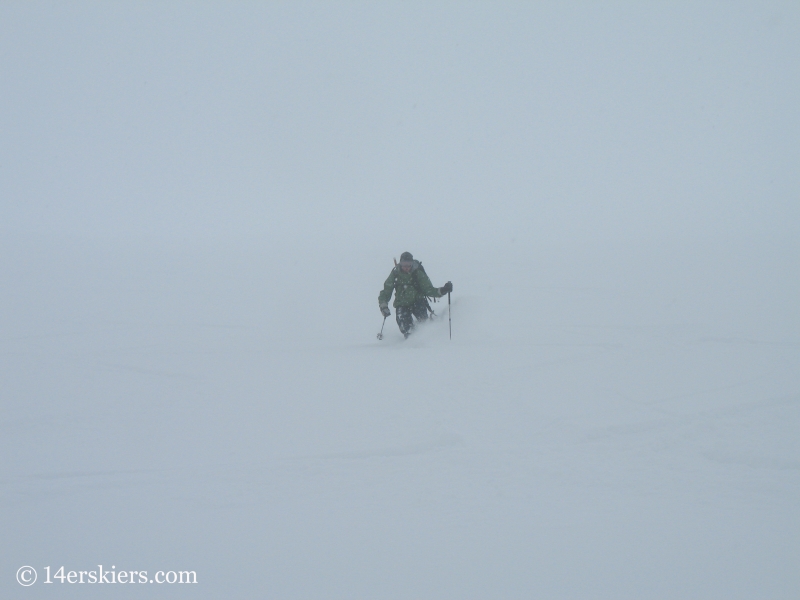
[396,299,430,338]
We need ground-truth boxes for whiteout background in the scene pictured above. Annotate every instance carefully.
[2,3,799,599]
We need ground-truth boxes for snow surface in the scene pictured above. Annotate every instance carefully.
[3,236,799,599]
[2,3,800,599]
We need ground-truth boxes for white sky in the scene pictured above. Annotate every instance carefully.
[2,2,798,247]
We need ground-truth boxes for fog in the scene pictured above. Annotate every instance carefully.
[2,3,799,598]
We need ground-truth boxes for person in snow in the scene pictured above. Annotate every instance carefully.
[379,252,453,338]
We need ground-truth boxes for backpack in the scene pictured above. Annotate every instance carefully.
[391,260,436,316]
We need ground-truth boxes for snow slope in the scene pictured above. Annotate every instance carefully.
[2,235,798,599]
[2,3,799,598]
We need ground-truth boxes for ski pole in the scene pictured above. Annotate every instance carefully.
[448,292,451,340]
[377,316,387,340]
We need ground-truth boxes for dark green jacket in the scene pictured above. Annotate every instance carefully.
[379,261,442,308]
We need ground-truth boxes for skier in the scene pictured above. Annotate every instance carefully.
[379,252,453,338]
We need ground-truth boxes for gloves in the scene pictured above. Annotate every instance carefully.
[439,281,453,295]
[380,303,391,318]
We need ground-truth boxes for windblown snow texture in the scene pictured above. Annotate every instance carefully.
[2,237,798,599]
[2,3,799,599]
